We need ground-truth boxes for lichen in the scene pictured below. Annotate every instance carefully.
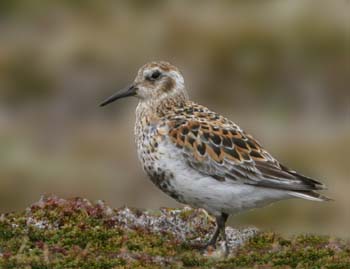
[0,195,349,268]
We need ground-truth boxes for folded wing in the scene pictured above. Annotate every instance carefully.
[166,102,326,193]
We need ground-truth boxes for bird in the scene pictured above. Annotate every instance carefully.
[100,61,330,254]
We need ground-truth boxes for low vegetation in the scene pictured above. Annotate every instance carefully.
[0,195,349,268]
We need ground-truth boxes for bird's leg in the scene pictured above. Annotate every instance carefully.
[220,213,229,256]
[203,213,229,250]
[203,221,221,248]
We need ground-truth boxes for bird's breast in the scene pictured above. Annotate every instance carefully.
[134,118,176,190]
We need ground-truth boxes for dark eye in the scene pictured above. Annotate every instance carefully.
[150,70,161,80]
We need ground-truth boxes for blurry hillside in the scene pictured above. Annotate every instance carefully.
[0,1,349,236]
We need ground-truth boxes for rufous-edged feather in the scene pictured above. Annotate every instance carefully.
[165,101,328,196]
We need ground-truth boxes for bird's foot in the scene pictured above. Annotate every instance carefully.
[202,240,217,251]
[223,240,229,257]
[191,240,229,257]
[189,240,216,252]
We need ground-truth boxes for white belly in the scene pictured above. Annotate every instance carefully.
[155,142,290,216]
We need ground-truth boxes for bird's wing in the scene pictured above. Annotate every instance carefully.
[166,102,325,191]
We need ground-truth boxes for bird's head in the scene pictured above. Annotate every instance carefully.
[100,61,188,107]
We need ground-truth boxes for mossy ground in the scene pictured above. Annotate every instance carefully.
[0,196,349,269]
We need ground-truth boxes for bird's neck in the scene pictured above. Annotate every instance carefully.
[136,92,188,123]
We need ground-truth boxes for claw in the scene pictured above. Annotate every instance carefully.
[191,213,230,256]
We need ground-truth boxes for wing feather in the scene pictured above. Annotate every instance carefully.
[166,102,326,192]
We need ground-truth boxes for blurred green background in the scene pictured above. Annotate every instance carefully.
[0,0,349,237]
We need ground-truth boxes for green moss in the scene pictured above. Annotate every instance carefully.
[0,196,349,269]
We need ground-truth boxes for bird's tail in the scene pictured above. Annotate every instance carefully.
[289,190,333,202]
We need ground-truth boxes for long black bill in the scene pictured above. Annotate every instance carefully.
[99,85,137,107]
